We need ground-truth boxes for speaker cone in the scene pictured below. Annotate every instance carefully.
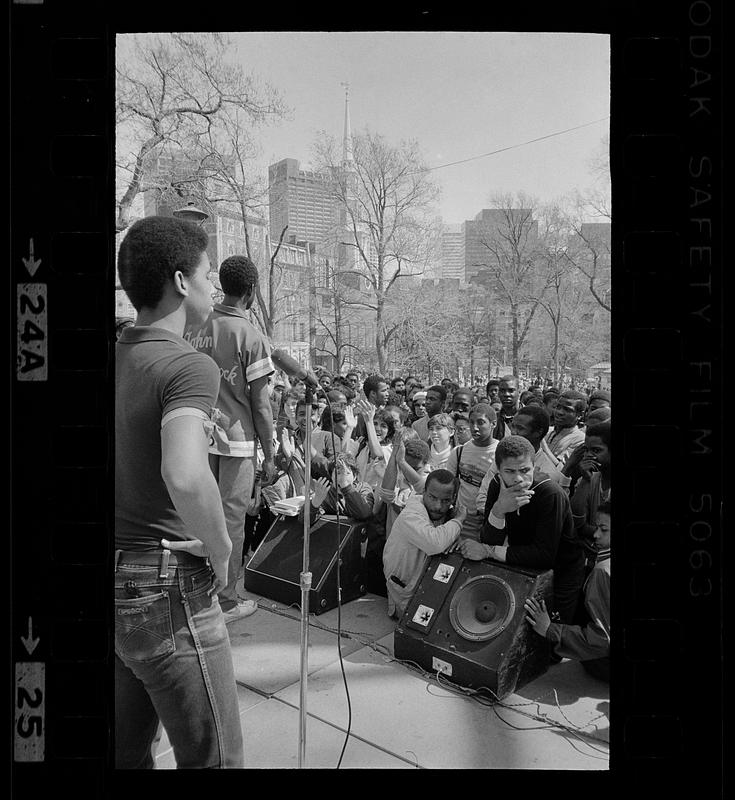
[449,574,516,641]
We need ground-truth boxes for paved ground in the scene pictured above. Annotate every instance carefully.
[154,585,610,770]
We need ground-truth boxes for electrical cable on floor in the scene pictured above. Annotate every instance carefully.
[388,654,609,756]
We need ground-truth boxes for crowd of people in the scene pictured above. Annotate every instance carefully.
[114,216,611,769]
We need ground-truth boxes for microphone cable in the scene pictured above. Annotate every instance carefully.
[323,393,353,769]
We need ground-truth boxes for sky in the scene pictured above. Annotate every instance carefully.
[228,31,610,224]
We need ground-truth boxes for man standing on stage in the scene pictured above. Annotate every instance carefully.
[186,254,275,623]
[115,216,243,768]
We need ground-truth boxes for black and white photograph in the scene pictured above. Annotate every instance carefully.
[114,31,611,769]
[10,3,722,787]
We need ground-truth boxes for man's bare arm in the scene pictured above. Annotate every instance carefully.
[161,414,231,591]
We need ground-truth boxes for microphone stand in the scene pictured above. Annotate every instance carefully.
[297,384,314,769]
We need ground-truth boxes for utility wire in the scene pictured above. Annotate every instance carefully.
[419,117,610,173]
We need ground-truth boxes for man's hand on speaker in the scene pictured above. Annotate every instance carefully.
[458,538,488,561]
[493,477,534,515]
[524,596,552,637]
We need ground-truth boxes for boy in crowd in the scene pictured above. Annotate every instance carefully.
[476,404,569,515]
[461,436,585,624]
[563,420,611,574]
[451,413,472,445]
[494,375,520,440]
[485,378,500,406]
[411,384,447,443]
[544,389,587,464]
[383,470,467,618]
[525,501,611,682]
[115,216,243,768]
[446,403,498,541]
[427,412,456,470]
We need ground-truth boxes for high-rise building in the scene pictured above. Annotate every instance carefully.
[268,159,338,250]
[440,223,466,280]
[267,86,377,371]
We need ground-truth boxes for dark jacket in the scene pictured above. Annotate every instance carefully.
[480,474,582,575]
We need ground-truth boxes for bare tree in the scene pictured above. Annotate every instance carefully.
[562,208,611,313]
[312,129,441,374]
[471,193,549,376]
[115,33,286,232]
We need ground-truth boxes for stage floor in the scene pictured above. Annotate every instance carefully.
[154,584,610,770]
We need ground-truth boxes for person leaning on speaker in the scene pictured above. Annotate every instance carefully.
[382,469,467,619]
[524,502,611,682]
[458,435,585,625]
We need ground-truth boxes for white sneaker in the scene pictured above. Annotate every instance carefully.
[222,599,259,624]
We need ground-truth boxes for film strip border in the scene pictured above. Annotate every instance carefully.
[11,2,113,791]
[9,2,722,792]
[611,3,721,785]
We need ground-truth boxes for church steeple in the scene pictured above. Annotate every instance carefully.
[341,82,354,168]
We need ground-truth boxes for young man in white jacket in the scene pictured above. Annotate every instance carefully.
[382,469,467,618]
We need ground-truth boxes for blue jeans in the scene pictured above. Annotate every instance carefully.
[114,550,244,769]
[209,453,255,611]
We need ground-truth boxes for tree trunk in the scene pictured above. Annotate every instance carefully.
[375,300,388,375]
[510,303,520,377]
[552,318,560,386]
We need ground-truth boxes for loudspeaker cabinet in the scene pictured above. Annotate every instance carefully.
[243,514,366,615]
[394,552,554,699]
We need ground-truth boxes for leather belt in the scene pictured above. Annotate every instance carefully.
[114,548,208,578]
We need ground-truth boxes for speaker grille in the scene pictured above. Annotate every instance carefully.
[448,574,516,642]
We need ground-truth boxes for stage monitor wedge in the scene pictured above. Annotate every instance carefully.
[394,553,553,699]
[244,514,366,615]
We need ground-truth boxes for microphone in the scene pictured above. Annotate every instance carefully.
[271,348,319,389]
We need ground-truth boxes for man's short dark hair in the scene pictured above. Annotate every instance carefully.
[219,255,259,297]
[404,438,430,464]
[499,374,517,385]
[469,403,497,423]
[427,384,447,403]
[560,389,589,414]
[424,468,458,494]
[590,389,612,404]
[362,374,387,399]
[515,405,551,438]
[117,216,209,312]
[495,435,535,467]
[390,376,405,388]
[486,378,500,393]
[585,420,611,448]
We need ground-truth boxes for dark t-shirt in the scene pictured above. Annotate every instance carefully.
[115,326,220,550]
[480,474,582,577]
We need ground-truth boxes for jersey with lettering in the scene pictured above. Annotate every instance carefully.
[185,304,273,457]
